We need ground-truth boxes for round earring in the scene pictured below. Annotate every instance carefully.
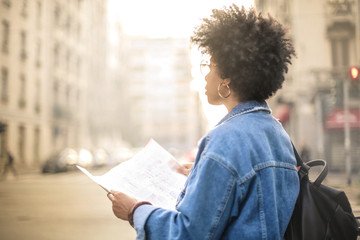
[218,83,231,99]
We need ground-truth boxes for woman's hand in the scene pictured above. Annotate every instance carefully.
[176,162,194,176]
[107,190,137,220]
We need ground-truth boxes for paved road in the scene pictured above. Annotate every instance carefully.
[1,167,359,240]
[0,168,137,240]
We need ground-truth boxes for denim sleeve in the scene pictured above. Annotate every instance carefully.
[133,204,159,240]
[133,156,238,240]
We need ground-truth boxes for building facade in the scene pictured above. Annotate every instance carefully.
[255,0,360,171]
[122,37,206,152]
[0,0,108,170]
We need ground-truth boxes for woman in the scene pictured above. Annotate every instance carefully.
[107,5,299,239]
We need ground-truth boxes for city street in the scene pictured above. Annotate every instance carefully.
[0,168,137,240]
[0,167,359,240]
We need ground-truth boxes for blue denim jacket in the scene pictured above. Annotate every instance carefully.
[133,101,299,240]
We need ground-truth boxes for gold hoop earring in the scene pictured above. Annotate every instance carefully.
[218,83,231,99]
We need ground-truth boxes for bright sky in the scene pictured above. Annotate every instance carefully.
[108,0,254,38]
[107,0,254,128]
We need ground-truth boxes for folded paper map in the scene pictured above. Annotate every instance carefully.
[77,139,188,210]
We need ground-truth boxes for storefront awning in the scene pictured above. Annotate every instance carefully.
[325,109,360,130]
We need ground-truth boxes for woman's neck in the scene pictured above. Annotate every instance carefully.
[223,95,241,113]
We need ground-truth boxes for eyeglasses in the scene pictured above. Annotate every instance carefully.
[200,60,217,76]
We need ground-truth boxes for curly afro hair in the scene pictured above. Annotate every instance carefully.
[191,5,295,102]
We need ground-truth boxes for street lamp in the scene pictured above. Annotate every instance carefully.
[344,66,359,185]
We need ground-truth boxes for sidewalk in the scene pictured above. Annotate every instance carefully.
[3,166,360,217]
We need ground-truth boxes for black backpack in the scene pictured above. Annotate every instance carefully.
[284,146,360,240]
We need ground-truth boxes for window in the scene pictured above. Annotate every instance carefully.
[328,21,354,68]
[1,67,8,103]
[0,122,7,159]
[65,14,71,34]
[53,81,59,104]
[1,20,9,53]
[2,0,10,7]
[18,125,25,163]
[328,21,356,104]
[54,2,61,27]
[52,126,60,146]
[66,85,70,106]
[76,22,81,41]
[20,30,27,61]
[331,38,360,99]
[37,1,42,29]
[76,89,80,110]
[21,0,27,18]
[53,43,59,68]
[77,57,81,78]
[34,127,40,164]
[328,0,352,15]
[66,50,70,73]
[35,40,41,68]
[19,74,26,108]
[35,79,41,113]
[330,38,349,67]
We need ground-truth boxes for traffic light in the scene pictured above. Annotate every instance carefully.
[350,66,359,80]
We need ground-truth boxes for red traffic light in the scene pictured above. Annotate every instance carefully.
[350,67,359,79]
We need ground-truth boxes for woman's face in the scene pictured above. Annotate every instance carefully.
[204,58,224,105]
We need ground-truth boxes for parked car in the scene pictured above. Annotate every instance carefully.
[92,148,109,167]
[108,147,137,164]
[42,148,78,173]
[77,148,93,167]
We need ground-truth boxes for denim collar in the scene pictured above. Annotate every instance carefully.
[216,101,271,127]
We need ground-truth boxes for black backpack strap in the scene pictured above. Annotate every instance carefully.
[291,142,328,186]
[291,142,309,180]
[307,160,328,186]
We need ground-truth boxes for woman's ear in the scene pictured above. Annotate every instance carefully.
[222,78,231,86]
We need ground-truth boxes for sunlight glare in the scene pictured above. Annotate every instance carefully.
[108,0,254,38]
[108,0,254,128]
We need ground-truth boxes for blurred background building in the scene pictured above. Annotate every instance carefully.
[0,0,108,169]
[2,0,359,174]
[256,0,360,171]
[121,37,205,150]
[0,0,206,171]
